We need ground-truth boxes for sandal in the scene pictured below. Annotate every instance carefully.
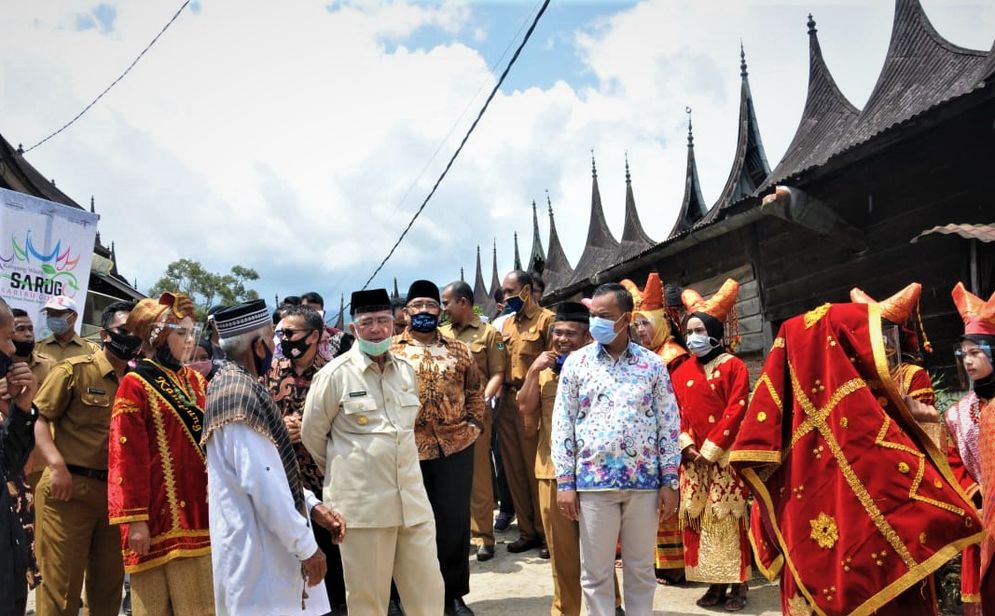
[724,584,748,612]
[696,585,728,608]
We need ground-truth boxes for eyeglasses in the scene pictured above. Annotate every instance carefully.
[355,316,394,329]
[406,300,440,312]
[274,328,313,340]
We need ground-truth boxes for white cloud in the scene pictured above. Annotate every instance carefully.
[1,0,992,305]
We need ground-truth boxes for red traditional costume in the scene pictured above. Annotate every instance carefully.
[107,293,212,585]
[731,302,981,616]
[625,274,688,575]
[672,279,751,584]
[952,283,995,611]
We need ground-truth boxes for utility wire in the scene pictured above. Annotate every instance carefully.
[358,0,552,295]
[320,0,546,303]
[24,1,192,153]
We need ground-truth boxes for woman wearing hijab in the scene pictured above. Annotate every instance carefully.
[626,273,688,586]
[669,279,751,611]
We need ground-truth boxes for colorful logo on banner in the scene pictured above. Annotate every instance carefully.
[0,231,82,300]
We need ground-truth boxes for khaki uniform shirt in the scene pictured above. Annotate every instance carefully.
[301,344,434,529]
[440,316,506,394]
[501,301,555,387]
[30,351,56,386]
[34,351,119,470]
[391,331,485,460]
[535,367,559,480]
[36,334,100,363]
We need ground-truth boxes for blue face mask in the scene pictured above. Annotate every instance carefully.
[589,315,622,345]
[409,312,439,333]
[553,354,567,374]
[357,335,392,357]
[47,315,71,336]
[686,333,719,357]
[503,295,524,315]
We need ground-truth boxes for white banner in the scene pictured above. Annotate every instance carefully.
[0,187,98,335]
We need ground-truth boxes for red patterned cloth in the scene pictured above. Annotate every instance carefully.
[671,352,751,584]
[731,303,980,616]
[108,361,211,573]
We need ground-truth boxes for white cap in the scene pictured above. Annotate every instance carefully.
[42,295,80,313]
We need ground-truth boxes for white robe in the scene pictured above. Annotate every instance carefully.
[207,422,331,616]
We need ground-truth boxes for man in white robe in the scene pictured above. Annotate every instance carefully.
[203,300,345,616]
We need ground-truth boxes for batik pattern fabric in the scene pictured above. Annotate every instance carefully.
[108,361,211,573]
[670,353,751,583]
[551,341,680,492]
[390,331,485,460]
[6,475,40,588]
[730,303,982,616]
[979,397,995,584]
[267,353,329,495]
[946,391,984,605]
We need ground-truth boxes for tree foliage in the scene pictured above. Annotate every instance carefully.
[148,258,260,321]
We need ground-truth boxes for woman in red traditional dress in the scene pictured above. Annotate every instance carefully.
[107,293,214,615]
[670,278,751,611]
[625,273,689,587]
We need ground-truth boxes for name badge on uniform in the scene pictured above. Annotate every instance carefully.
[348,391,367,398]
[87,387,107,395]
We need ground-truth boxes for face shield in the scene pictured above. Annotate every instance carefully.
[954,339,994,390]
[882,323,902,375]
[166,322,204,365]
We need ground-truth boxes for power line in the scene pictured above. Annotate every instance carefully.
[358,0,552,295]
[24,1,192,154]
[320,0,546,301]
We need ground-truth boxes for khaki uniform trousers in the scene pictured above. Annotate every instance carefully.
[35,471,124,616]
[469,414,495,547]
[538,480,621,616]
[130,554,214,616]
[496,392,543,542]
[339,522,444,616]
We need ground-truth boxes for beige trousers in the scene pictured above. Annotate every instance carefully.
[578,490,659,616]
[339,522,444,616]
[130,555,214,616]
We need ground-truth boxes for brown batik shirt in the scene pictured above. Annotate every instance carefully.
[391,330,486,460]
[267,353,329,494]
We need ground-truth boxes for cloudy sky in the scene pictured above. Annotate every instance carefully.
[2,0,993,314]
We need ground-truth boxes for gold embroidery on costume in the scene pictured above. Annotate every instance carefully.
[810,513,839,549]
[804,303,831,329]
[789,361,917,567]
[787,593,814,616]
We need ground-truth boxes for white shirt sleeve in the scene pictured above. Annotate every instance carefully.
[217,422,319,561]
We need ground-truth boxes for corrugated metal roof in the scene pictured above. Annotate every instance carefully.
[542,201,574,293]
[617,160,655,262]
[565,162,620,286]
[668,120,708,238]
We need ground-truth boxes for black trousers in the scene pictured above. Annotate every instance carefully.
[421,443,476,601]
[314,520,346,607]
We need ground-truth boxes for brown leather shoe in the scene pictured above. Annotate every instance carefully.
[507,537,542,553]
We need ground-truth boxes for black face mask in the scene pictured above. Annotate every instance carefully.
[254,338,274,376]
[280,333,314,360]
[154,345,183,371]
[409,312,439,333]
[105,329,143,362]
[13,339,34,358]
[0,351,11,379]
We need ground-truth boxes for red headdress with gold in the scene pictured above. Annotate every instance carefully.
[127,292,196,349]
[850,282,931,353]
[619,279,643,311]
[681,278,740,350]
[952,282,995,336]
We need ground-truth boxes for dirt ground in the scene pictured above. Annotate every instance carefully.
[464,522,781,615]
[26,521,782,615]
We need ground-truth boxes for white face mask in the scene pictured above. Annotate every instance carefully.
[686,333,719,357]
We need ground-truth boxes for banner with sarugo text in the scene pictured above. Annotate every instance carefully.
[0,187,98,335]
